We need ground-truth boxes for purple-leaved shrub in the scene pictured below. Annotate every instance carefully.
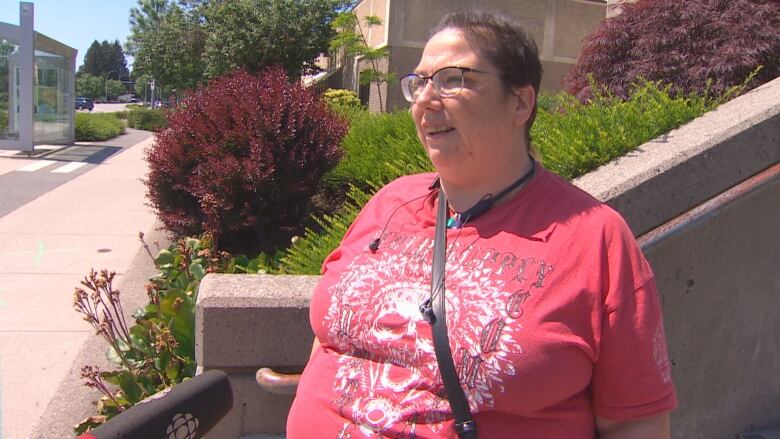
[564,0,780,100]
[145,68,347,252]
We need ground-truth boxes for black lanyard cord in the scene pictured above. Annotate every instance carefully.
[428,190,478,439]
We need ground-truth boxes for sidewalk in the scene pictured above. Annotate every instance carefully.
[0,130,165,439]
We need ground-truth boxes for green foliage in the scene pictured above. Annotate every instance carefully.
[105,79,126,101]
[279,79,742,273]
[75,233,275,434]
[127,107,167,131]
[279,185,371,274]
[133,75,148,97]
[78,39,129,79]
[0,109,7,134]
[76,73,104,100]
[203,0,349,79]
[128,0,351,94]
[534,76,759,180]
[330,11,394,111]
[325,110,429,190]
[322,88,363,112]
[75,113,126,141]
[129,2,206,97]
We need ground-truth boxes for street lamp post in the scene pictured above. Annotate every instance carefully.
[104,69,118,103]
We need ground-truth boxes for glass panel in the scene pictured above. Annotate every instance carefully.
[0,38,20,140]
[33,36,73,144]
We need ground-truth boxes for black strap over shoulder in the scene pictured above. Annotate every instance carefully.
[430,191,477,439]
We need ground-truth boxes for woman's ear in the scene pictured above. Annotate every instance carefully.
[512,85,535,128]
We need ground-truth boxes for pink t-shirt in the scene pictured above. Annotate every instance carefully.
[287,164,677,438]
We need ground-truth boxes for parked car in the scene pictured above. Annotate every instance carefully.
[118,94,139,103]
[75,97,94,111]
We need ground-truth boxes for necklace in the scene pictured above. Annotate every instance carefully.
[446,156,536,229]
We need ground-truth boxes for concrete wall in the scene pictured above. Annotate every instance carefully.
[639,163,780,438]
[196,77,780,438]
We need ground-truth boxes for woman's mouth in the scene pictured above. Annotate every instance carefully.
[426,126,455,137]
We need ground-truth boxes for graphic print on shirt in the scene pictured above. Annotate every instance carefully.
[323,231,553,437]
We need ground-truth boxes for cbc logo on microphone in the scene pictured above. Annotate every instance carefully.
[166,413,200,439]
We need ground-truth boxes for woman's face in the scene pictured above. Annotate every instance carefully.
[411,28,527,187]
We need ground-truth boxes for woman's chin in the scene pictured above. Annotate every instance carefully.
[428,154,466,177]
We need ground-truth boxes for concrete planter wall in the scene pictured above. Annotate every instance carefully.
[197,77,780,438]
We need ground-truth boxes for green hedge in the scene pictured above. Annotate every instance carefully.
[278,80,724,274]
[75,112,125,141]
[324,109,429,191]
[127,107,167,131]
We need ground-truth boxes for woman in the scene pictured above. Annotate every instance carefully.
[286,9,677,438]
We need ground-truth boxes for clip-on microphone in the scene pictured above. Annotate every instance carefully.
[367,177,440,253]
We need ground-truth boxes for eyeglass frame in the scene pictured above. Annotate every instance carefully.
[399,66,501,103]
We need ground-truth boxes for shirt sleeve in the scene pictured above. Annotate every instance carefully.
[592,275,678,420]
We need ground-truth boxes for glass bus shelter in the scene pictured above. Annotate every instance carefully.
[1,2,77,152]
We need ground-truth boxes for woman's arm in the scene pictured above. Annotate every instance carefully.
[595,412,670,439]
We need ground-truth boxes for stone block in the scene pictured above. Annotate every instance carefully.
[196,274,320,369]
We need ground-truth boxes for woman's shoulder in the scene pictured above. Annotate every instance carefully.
[371,172,439,201]
[533,165,635,236]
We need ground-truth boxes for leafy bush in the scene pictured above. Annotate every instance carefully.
[145,68,347,252]
[324,110,428,191]
[0,109,7,133]
[322,88,363,112]
[535,80,719,179]
[280,80,736,273]
[127,107,167,131]
[75,112,126,141]
[74,233,271,434]
[564,0,780,100]
[112,110,129,120]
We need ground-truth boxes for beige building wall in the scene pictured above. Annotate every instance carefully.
[348,0,607,112]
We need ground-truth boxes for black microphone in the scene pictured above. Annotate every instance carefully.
[77,369,232,439]
[368,178,440,253]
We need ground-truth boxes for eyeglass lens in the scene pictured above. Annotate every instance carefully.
[403,67,464,102]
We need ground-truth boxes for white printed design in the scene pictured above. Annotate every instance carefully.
[324,238,524,437]
[652,323,672,383]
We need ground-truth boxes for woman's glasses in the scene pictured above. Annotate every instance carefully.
[399,66,498,103]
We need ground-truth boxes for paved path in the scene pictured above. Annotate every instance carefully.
[0,129,164,439]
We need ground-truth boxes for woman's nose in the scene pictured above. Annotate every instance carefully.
[415,80,440,108]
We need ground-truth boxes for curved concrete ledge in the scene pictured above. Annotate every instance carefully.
[573,77,780,235]
[197,77,780,438]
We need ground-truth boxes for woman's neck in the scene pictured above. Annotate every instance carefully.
[440,154,534,214]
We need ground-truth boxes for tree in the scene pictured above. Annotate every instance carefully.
[128,2,206,96]
[202,0,350,79]
[105,79,126,101]
[78,41,102,76]
[329,11,393,112]
[133,74,152,102]
[126,0,172,56]
[564,0,780,100]
[127,0,352,93]
[78,40,129,80]
[76,73,104,100]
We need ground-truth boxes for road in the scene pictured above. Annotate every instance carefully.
[78,103,133,113]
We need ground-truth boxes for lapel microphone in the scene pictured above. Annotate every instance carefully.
[368,177,440,252]
[369,157,534,252]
